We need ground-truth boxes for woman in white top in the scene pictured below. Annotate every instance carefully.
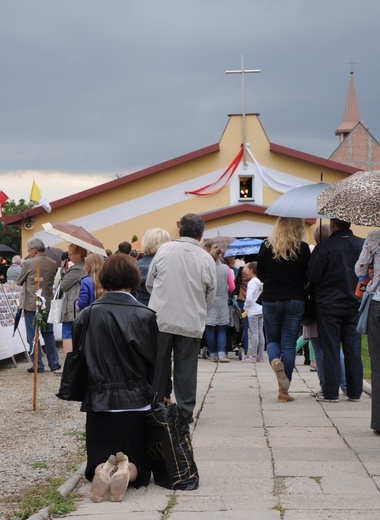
[243,262,264,362]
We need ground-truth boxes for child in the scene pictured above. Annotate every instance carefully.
[242,262,265,362]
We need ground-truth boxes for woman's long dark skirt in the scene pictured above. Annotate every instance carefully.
[85,411,151,487]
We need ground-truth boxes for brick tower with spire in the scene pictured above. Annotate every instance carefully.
[329,68,380,171]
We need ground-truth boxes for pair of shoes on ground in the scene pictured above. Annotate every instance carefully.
[315,395,339,403]
[315,394,361,403]
[241,355,256,363]
[90,452,131,503]
[27,366,44,373]
[211,357,230,363]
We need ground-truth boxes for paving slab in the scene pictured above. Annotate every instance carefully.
[48,353,380,520]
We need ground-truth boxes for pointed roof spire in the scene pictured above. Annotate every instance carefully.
[335,63,368,139]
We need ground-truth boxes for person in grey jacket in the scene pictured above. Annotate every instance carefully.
[56,243,86,374]
[146,213,216,423]
[16,238,60,373]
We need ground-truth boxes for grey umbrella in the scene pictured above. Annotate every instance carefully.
[0,244,16,255]
[265,182,328,219]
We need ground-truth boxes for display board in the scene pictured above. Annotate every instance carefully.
[0,283,29,362]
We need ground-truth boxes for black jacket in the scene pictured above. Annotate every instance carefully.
[307,229,364,314]
[257,241,310,302]
[73,292,158,412]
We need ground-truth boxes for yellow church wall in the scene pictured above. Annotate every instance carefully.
[16,113,372,256]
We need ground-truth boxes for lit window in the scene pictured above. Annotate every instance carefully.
[239,176,254,200]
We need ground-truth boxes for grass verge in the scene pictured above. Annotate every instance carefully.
[6,478,78,520]
[362,335,371,382]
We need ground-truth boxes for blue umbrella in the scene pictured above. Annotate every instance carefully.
[224,238,263,257]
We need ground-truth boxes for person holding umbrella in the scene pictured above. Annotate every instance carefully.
[308,219,363,403]
[55,243,87,374]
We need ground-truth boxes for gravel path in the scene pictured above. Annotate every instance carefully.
[0,349,86,520]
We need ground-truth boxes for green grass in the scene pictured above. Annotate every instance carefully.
[7,478,77,520]
[362,335,371,382]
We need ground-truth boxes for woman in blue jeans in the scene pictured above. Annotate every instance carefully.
[257,217,310,402]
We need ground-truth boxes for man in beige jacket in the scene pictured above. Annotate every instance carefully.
[16,238,61,373]
[146,213,216,423]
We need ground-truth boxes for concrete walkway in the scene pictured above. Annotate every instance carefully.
[51,354,380,520]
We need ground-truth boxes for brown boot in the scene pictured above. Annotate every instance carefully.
[271,358,290,392]
[278,390,294,402]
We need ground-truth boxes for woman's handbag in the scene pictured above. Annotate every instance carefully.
[356,280,380,335]
[301,282,317,326]
[56,307,91,401]
[146,395,199,490]
[47,285,63,324]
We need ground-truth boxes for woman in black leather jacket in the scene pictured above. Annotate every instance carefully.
[72,253,158,502]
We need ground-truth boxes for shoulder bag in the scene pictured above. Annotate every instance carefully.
[56,307,92,401]
[356,280,380,335]
[146,394,199,490]
[47,285,63,324]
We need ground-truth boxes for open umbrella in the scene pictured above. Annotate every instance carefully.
[0,244,16,255]
[317,170,380,226]
[265,182,328,219]
[224,238,263,257]
[45,246,64,267]
[209,236,236,255]
[42,222,107,256]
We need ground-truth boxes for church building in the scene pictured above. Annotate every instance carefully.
[6,71,374,255]
[330,70,380,171]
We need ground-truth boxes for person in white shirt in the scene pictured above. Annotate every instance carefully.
[243,262,264,362]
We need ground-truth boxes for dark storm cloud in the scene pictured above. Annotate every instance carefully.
[0,0,379,180]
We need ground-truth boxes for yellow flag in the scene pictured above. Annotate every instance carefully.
[30,181,52,213]
[30,181,42,203]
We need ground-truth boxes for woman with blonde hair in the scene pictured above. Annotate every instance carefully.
[136,228,171,306]
[257,217,310,402]
[77,253,106,310]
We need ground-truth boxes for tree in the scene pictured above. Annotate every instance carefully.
[1,199,37,254]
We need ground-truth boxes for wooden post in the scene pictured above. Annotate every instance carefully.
[32,265,43,412]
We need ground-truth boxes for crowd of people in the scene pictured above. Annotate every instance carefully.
[7,212,378,501]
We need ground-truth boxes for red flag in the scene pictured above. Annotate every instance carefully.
[0,191,9,219]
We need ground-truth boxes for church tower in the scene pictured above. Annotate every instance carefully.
[329,69,380,170]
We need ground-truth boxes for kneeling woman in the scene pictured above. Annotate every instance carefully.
[72,253,158,502]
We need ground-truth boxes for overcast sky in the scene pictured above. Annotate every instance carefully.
[1,0,379,203]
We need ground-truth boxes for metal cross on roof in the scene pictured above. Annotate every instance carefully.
[226,54,261,166]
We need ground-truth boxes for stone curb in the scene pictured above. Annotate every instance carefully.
[27,462,86,520]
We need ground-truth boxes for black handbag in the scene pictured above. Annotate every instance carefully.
[301,283,317,326]
[146,395,199,490]
[56,307,91,402]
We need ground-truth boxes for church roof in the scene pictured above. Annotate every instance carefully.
[335,72,368,135]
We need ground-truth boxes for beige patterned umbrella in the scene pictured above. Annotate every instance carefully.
[209,236,236,255]
[317,170,380,227]
[42,221,107,256]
